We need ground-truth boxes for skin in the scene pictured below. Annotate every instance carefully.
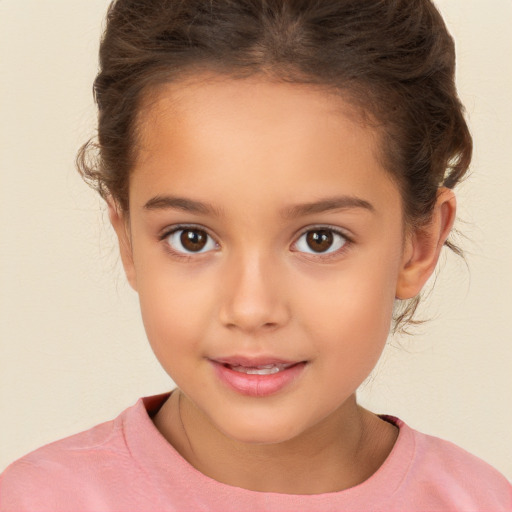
[110,74,456,494]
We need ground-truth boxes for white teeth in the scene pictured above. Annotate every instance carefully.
[229,364,288,375]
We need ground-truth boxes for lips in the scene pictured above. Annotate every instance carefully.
[228,363,294,375]
[210,357,307,397]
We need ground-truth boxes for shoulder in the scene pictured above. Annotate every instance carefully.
[395,418,512,511]
[411,425,509,484]
[1,418,118,507]
[0,399,145,511]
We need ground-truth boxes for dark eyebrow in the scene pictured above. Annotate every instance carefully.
[281,196,375,218]
[143,194,374,218]
[143,195,224,217]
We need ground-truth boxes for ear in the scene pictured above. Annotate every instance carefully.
[396,188,457,299]
[107,199,138,291]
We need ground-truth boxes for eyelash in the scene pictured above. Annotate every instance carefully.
[159,224,218,261]
[159,224,353,261]
[293,225,352,261]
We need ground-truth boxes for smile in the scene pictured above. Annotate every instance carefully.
[210,358,307,397]
[228,363,295,375]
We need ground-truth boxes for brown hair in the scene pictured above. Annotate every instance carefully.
[77,0,472,331]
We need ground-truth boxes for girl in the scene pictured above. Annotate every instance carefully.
[1,0,510,510]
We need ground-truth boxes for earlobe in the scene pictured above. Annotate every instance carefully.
[107,199,138,291]
[396,188,457,300]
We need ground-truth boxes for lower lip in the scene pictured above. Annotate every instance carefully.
[211,361,307,397]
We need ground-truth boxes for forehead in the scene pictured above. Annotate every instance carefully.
[141,73,360,119]
[135,73,376,156]
[130,75,398,214]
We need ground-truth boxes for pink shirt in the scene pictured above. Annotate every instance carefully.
[1,393,510,511]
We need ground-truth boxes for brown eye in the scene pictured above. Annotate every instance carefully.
[295,228,347,255]
[181,229,207,251]
[306,230,333,252]
[166,228,216,254]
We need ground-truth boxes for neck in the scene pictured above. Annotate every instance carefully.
[153,389,398,494]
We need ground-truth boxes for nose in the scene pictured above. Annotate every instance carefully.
[218,251,291,333]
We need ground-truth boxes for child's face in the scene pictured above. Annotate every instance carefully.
[117,76,413,444]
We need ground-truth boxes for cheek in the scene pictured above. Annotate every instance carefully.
[297,256,399,368]
[299,252,399,328]
[309,287,393,354]
[306,293,392,395]
[135,265,215,362]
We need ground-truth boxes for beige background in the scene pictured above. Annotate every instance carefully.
[1,0,511,479]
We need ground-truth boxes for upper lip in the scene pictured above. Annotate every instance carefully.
[211,356,304,367]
